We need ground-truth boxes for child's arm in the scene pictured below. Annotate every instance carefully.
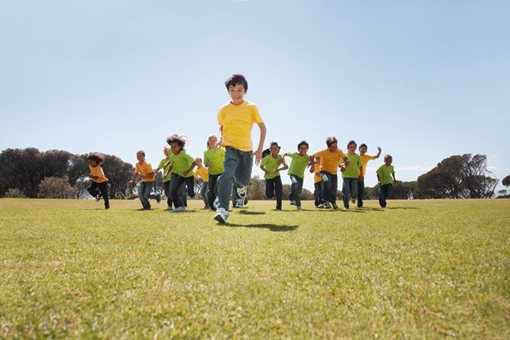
[375,146,382,159]
[377,173,381,185]
[276,163,289,173]
[392,171,397,183]
[182,160,198,176]
[128,171,140,187]
[253,122,267,165]
[216,126,224,148]
[310,157,318,173]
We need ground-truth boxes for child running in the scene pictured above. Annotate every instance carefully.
[357,143,381,208]
[194,158,210,209]
[284,140,312,210]
[214,74,266,224]
[312,137,349,210]
[166,134,197,212]
[340,140,363,210]
[203,135,225,211]
[376,154,397,208]
[128,150,160,210]
[312,162,327,208]
[87,152,110,210]
[260,142,288,210]
[153,146,186,210]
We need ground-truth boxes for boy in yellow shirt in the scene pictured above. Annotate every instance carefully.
[128,150,160,210]
[312,137,349,210]
[193,158,210,209]
[214,74,267,224]
[86,152,110,210]
[357,143,381,208]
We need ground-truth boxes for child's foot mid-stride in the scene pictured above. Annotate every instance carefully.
[214,208,229,224]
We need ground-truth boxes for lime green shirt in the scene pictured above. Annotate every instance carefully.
[286,153,310,179]
[169,149,194,177]
[342,153,362,179]
[204,148,225,175]
[158,157,172,182]
[377,164,395,186]
[261,154,286,180]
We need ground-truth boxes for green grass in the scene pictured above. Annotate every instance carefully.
[0,198,509,338]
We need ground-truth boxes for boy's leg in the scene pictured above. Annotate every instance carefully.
[265,179,275,199]
[201,181,209,208]
[275,176,283,210]
[379,184,387,208]
[314,182,321,206]
[296,176,303,207]
[171,175,184,208]
[207,174,219,209]
[234,150,253,192]
[289,175,298,203]
[357,179,364,208]
[139,182,151,209]
[87,182,99,197]
[321,172,332,203]
[163,181,173,208]
[342,178,351,208]
[217,147,239,211]
[99,182,110,209]
[185,176,195,198]
[178,183,187,207]
[350,179,358,204]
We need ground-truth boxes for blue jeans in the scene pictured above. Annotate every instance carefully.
[170,174,195,208]
[266,176,283,210]
[342,177,358,208]
[321,172,338,205]
[357,179,365,208]
[289,175,304,207]
[379,184,393,208]
[217,147,253,211]
[139,181,154,209]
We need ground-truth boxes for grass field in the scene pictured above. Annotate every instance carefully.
[0,198,509,338]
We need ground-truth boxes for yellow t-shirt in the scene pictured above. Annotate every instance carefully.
[89,165,108,183]
[136,161,155,182]
[359,154,377,176]
[194,166,209,182]
[218,101,263,152]
[313,149,346,175]
[313,163,322,184]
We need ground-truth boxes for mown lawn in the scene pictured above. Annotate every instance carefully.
[0,198,509,338]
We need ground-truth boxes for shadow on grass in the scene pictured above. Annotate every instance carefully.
[238,210,266,215]
[226,223,298,232]
[385,206,419,210]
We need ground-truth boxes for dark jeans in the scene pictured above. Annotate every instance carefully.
[170,174,195,208]
[88,181,109,209]
[321,172,338,204]
[379,184,393,208]
[200,181,209,208]
[289,175,304,207]
[207,173,221,209]
[357,179,365,208]
[163,181,187,208]
[217,147,253,211]
[314,181,325,207]
[266,176,283,210]
[342,177,358,209]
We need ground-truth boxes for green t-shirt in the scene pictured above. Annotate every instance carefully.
[286,153,310,179]
[204,148,225,175]
[376,164,394,185]
[261,154,286,179]
[158,156,172,182]
[169,149,195,177]
[341,153,362,179]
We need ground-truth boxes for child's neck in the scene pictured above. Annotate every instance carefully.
[231,99,244,106]
[272,154,279,158]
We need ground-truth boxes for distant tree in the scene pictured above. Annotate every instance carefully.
[502,175,510,187]
[417,154,497,198]
[4,188,26,198]
[497,189,508,198]
[0,148,42,197]
[102,155,134,199]
[38,176,76,199]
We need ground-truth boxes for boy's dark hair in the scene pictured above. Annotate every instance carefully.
[166,134,187,148]
[297,141,309,150]
[359,143,368,149]
[347,140,357,148]
[87,152,105,164]
[225,74,248,91]
[326,137,337,147]
[270,142,281,150]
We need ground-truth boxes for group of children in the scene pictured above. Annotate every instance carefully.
[87,74,397,223]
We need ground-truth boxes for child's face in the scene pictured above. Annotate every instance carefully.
[359,146,367,155]
[270,145,280,156]
[208,136,217,148]
[328,143,338,152]
[385,157,393,166]
[170,143,181,155]
[298,145,308,156]
[348,144,356,154]
[136,152,145,162]
[228,84,246,104]
[196,159,202,167]
[163,147,169,156]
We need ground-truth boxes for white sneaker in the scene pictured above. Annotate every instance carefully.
[173,206,186,212]
[214,208,229,224]
[234,198,244,208]
[236,186,248,199]
[290,200,296,206]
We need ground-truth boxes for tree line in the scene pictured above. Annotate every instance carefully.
[0,148,505,199]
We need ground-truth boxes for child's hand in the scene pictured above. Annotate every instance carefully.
[253,150,263,165]
[215,139,223,148]
[359,175,364,181]
[377,146,382,152]
[183,170,189,176]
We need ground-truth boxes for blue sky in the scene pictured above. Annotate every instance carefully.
[1,0,508,191]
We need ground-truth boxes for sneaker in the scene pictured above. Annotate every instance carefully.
[95,194,101,202]
[316,204,324,208]
[156,194,161,204]
[290,200,296,206]
[173,206,186,212]
[324,202,331,209]
[332,202,339,210]
[296,206,303,210]
[166,206,173,211]
[236,186,248,199]
[234,198,244,208]
[214,208,229,224]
